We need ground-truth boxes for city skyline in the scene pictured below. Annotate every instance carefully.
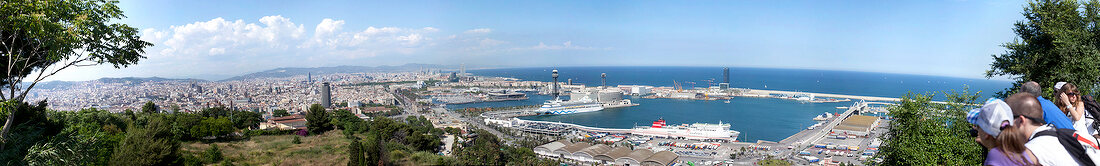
[49,0,1024,81]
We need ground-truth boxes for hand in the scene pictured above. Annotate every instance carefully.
[1061,93,1072,106]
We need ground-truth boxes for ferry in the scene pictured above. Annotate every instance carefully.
[537,97,604,114]
[631,118,741,142]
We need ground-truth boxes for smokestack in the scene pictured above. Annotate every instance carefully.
[552,70,559,100]
[567,79,572,85]
[601,73,607,88]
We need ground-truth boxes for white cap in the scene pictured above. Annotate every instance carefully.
[1056,82,1067,90]
[967,98,1015,137]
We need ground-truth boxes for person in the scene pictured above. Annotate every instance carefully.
[1007,92,1100,165]
[1021,81,1075,129]
[1056,82,1096,136]
[968,98,1039,165]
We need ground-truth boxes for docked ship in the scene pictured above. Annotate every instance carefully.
[537,97,604,115]
[484,91,528,102]
[632,118,741,142]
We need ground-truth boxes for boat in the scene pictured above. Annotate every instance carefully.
[484,91,529,102]
[537,96,604,114]
[724,99,731,103]
[631,118,740,142]
[813,112,834,121]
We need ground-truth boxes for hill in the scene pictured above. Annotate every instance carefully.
[221,63,458,81]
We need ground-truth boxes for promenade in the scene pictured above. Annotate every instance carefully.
[744,89,901,102]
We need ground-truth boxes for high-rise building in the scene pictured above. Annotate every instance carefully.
[723,67,730,84]
[321,82,332,108]
[308,72,312,84]
[721,67,730,90]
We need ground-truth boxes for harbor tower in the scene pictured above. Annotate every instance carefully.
[601,73,607,88]
[552,70,560,100]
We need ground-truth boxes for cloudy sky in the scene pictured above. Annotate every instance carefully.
[51,0,1025,81]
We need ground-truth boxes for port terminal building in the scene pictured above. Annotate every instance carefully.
[535,140,679,166]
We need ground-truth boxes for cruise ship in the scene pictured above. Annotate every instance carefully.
[632,118,741,142]
[537,97,604,115]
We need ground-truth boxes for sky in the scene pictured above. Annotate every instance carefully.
[49,0,1026,81]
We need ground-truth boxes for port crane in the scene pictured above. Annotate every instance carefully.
[673,80,683,92]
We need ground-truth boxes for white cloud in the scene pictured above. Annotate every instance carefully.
[153,15,306,58]
[208,48,225,55]
[464,28,492,34]
[47,15,612,81]
[314,19,344,37]
[513,41,606,51]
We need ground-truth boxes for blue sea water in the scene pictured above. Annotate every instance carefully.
[449,66,1012,142]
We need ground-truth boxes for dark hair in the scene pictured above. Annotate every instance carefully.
[1008,93,1045,125]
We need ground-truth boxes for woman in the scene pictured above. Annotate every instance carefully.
[1056,82,1094,135]
[969,98,1040,166]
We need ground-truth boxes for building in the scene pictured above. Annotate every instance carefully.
[642,151,679,166]
[595,146,633,165]
[321,82,332,108]
[535,140,679,166]
[617,149,654,166]
[832,115,880,136]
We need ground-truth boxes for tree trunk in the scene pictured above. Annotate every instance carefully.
[0,109,13,150]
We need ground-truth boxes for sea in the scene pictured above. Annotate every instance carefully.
[446,66,1012,142]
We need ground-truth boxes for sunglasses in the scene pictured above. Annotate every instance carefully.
[1014,114,1044,125]
[1067,92,1080,96]
[969,128,978,137]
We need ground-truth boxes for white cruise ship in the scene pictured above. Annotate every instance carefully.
[538,97,604,115]
[632,118,741,142]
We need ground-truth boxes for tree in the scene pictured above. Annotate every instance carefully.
[0,0,152,144]
[348,139,364,166]
[987,0,1100,97]
[306,104,332,135]
[142,101,158,114]
[874,89,982,165]
[190,117,234,139]
[273,109,290,117]
[203,144,223,163]
[110,116,179,165]
[229,110,262,130]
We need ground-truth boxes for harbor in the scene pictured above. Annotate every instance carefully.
[433,67,1005,165]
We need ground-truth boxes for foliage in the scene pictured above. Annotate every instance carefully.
[873,89,983,165]
[228,110,262,130]
[273,109,290,117]
[142,101,158,114]
[0,0,152,143]
[203,145,223,163]
[987,0,1100,98]
[292,136,301,144]
[347,139,364,166]
[110,115,180,166]
[190,117,234,139]
[306,104,333,135]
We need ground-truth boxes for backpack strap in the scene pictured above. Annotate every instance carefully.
[1034,129,1097,166]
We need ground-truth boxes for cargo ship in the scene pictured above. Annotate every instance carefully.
[631,118,741,142]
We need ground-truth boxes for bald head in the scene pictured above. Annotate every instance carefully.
[1021,81,1042,96]
[1006,92,1044,125]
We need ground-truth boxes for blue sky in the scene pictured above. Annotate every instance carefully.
[52,0,1025,81]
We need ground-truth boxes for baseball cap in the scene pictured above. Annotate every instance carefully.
[967,98,1015,137]
[1056,82,1067,90]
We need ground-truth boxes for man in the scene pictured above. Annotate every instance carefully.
[1008,93,1100,165]
[1022,81,1075,129]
